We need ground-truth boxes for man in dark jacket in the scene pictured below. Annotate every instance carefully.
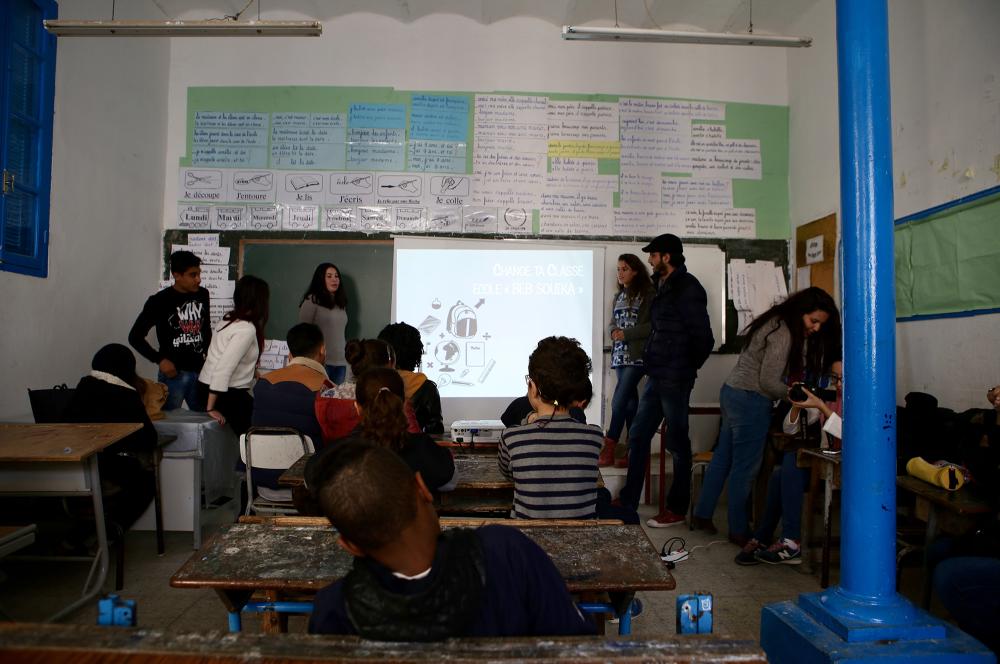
[617,234,714,525]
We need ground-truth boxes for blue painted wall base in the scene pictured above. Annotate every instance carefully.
[761,600,995,663]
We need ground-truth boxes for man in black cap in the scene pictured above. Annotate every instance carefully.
[617,233,714,527]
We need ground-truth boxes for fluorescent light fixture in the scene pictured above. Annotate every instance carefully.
[562,25,811,47]
[43,19,322,37]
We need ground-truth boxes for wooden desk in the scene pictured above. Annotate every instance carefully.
[280,454,602,517]
[170,521,674,633]
[280,453,511,491]
[797,448,841,588]
[0,422,141,621]
[0,623,767,663]
[896,474,994,608]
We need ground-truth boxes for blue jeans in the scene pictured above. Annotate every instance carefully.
[694,384,772,540]
[607,365,645,441]
[754,450,809,543]
[159,369,205,411]
[325,364,347,385]
[933,557,1000,653]
[619,378,694,513]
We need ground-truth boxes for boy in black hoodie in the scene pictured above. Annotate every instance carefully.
[129,250,211,410]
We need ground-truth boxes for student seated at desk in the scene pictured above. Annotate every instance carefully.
[378,322,444,435]
[737,360,843,567]
[500,394,588,427]
[63,344,157,530]
[307,368,455,493]
[498,337,637,524]
[308,442,594,638]
[316,339,419,443]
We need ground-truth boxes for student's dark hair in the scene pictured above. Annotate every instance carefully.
[286,323,324,358]
[170,250,201,275]
[741,286,841,380]
[527,336,593,407]
[617,253,654,302]
[223,275,270,353]
[315,442,417,552]
[377,322,423,372]
[345,339,395,379]
[356,368,409,452]
[301,263,347,310]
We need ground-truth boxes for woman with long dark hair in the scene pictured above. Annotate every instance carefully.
[692,287,841,551]
[307,367,455,493]
[198,274,270,436]
[601,253,654,468]
[299,263,349,384]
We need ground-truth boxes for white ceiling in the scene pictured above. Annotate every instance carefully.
[81,0,820,36]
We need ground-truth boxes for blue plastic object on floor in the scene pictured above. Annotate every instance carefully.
[676,593,713,634]
[97,594,136,627]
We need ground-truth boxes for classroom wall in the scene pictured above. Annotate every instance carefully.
[786,0,1000,410]
[157,11,781,426]
[0,0,170,420]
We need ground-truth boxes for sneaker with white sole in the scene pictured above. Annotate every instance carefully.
[756,538,802,565]
[646,509,685,528]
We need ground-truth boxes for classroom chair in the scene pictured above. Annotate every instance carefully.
[240,427,314,516]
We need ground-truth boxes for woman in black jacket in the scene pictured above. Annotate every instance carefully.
[63,343,157,530]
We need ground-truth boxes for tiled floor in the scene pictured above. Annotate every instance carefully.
[0,482,933,643]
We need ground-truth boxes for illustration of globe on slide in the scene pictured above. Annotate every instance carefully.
[434,340,461,372]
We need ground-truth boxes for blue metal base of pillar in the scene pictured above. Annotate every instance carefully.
[761,599,995,663]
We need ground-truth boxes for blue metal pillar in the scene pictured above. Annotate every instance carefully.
[760,0,994,660]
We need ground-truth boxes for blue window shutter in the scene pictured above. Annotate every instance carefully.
[0,0,56,278]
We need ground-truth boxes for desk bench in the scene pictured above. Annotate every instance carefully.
[896,474,994,608]
[170,521,674,634]
[0,623,766,663]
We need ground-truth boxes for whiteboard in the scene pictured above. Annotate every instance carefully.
[598,242,726,351]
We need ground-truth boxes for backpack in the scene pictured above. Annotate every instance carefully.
[446,301,477,338]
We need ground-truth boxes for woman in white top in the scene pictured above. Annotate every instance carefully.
[299,263,349,385]
[199,275,270,435]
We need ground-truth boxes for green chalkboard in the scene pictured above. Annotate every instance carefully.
[240,239,393,342]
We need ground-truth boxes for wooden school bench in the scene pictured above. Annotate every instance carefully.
[0,623,767,663]
[170,517,674,634]
[896,474,994,608]
[0,422,140,621]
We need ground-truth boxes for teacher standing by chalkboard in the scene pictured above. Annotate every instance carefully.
[299,263,348,384]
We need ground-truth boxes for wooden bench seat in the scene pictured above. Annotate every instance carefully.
[0,623,767,663]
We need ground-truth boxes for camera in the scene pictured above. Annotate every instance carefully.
[789,382,837,402]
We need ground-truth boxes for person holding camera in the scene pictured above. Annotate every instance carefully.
[692,287,840,551]
[736,360,843,566]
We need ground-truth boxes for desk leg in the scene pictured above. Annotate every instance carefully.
[47,457,109,622]
[921,503,938,609]
[821,467,833,589]
[800,461,820,576]
[193,458,203,550]
[154,448,165,556]
[658,426,667,514]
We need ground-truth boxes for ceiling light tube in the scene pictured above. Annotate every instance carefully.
[43,19,322,37]
[562,25,811,47]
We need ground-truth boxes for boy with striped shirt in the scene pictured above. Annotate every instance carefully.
[498,336,637,523]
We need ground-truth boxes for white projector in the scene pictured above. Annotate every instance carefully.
[450,419,506,444]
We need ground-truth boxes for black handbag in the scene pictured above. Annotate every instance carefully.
[27,383,76,423]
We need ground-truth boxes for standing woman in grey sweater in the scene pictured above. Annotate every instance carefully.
[299,263,349,384]
[692,287,840,547]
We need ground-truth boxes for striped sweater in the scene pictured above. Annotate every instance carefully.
[497,414,603,520]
